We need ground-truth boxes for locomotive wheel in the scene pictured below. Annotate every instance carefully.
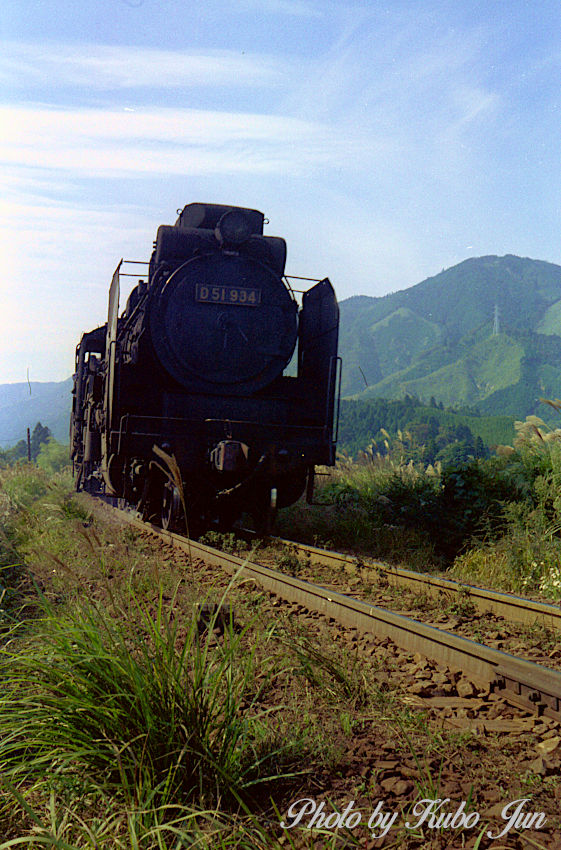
[161,482,182,531]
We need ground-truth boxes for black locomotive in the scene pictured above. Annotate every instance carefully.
[70,203,340,533]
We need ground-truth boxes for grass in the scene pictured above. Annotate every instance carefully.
[0,582,317,848]
[281,628,369,708]
[0,467,307,846]
[451,506,561,597]
[0,592,296,805]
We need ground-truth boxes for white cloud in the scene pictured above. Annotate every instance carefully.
[0,41,293,90]
[0,195,153,382]
[0,104,372,178]
[283,14,499,150]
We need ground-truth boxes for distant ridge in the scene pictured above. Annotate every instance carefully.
[0,380,72,447]
[339,254,561,418]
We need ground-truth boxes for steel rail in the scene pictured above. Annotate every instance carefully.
[271,536,561,632]
[117,511,561,722]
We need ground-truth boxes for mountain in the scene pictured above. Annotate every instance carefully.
[340,255,561,416]
[0,380,72,447]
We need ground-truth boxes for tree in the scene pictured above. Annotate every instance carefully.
[474,435,489,459]
[30,422,52,461]
[0,423,55,467]
[436,441,474,467]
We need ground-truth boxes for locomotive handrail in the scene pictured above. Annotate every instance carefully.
[325,355,342,446]
[119,259,150,277]
[333,356,343,444]
[285,275,324,282]
[283,275,324,300]
[120,261,149,277]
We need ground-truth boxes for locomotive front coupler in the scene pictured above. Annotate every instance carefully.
[210,440,249,473]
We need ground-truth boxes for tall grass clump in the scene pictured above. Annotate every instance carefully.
[0,465,328,846]
[0,590,300,827]
[0,464,75,564]
[1,464,51,511]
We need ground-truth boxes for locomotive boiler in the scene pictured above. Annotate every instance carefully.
[70,203,340,533]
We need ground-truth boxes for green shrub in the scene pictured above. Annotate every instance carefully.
[290,453,535,564]
[36,438,70,474]
[376,470,440,530]
[435,460,518,558]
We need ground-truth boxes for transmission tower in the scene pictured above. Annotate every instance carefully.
[493,304,500,336]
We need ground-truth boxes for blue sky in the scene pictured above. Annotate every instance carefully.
[2,0,561,382]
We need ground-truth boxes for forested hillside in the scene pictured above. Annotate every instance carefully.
[338,396,516,461]
[340,255,561,415]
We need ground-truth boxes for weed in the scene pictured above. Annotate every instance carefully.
[122,524,140,544]
[520,621,557,650]
[284,629,370,708]
[59,495,92,522]
[276,545,304,575]
[199,531,248,555]
[1,466,50,509]
[339,711,355,736]
[449,585,476,618]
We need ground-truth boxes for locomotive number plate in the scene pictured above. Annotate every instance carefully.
[195,284,261,306]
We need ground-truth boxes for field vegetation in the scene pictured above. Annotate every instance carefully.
[1,434,561,844]
[0,466,324,847]
[279,411,561,600]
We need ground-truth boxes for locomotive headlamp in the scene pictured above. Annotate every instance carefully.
[215,209,252,246]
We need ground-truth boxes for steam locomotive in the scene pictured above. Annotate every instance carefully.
[70,203,340,533]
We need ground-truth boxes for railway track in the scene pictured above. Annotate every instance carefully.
[113,508,561,724]
[269,535,561,632]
